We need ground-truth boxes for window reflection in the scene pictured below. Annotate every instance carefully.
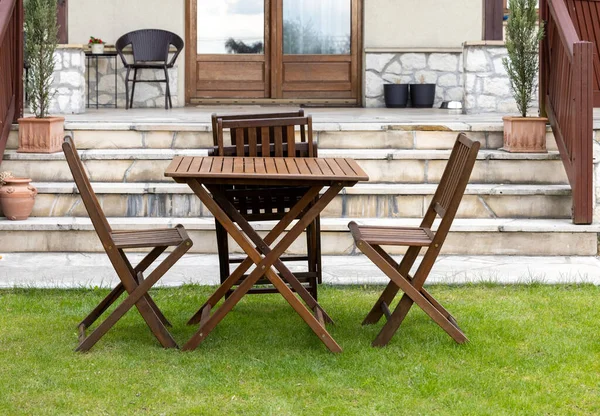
[283,0,351,55]
[197,0,264,54]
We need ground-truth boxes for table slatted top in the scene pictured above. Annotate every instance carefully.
[165,156,369,183]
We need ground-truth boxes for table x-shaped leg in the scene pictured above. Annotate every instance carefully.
[188,184,334,326]
[183,179,344,352]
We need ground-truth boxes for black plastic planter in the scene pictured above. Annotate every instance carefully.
[384,84,409,108]
[410,84,436,108]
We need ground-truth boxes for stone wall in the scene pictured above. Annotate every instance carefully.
[87,52,179,108]
[462,43,539,114]
[45,46,86,114]
[365,42,540,115]
[365,51,463,108]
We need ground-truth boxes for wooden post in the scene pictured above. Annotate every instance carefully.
[539,0,547,118]
[572,41,593,224]
[14,0,23,120]
[483,0,504,40]
[57,0,68,44]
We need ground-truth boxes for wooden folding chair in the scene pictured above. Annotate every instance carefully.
[349,134,480,346]
[62,136,193,351]
[209,113,322,299]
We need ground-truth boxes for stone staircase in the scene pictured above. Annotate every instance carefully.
[1,121,599,258]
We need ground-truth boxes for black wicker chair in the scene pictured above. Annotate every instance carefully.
[115,29,184,110]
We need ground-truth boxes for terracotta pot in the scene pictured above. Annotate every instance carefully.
[502,116,548,153]
[0,178,37,220]
[17,116,65,153]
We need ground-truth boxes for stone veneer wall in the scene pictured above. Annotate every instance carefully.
[87,51,179,108]
[45,46,86,114]
[365,42,539,114]
[365,51,463,108]
[462,43,539,114]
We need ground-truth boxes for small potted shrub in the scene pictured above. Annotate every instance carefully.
[18,0,64,154]
[410,75,436,108]
[502,0,547,152]
[384,79,409,108]
[89,36,105,54]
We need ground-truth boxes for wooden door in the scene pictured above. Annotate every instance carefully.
[186,0,361,105]
[274,0,360,100]
[567,0,600,107]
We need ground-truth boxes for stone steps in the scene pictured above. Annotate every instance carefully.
[25,182,572,219]
[7,122,559,151]
[0,217,596,256]
[1,148,569,184]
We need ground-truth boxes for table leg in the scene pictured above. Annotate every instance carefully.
[208,187,334,324]
[95,56,99,109]
[183,180,344,352]
[86,56,90,109]
[114,55,118,108]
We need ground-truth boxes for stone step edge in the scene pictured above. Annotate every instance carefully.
[12,121,599,133]
[32,182,573,196]
[2,253,599,288]
[2,148,564,161]
[1,217,597,233]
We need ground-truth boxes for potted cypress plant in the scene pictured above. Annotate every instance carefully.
[18,0,64,153]
[384,79,409,108]
[502,0,547,152]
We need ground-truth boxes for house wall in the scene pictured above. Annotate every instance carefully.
[68,0,185,106]
[364,0,483,49]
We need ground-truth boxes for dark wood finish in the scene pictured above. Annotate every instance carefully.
[209,113,322,298]
[565,0,600,107]
[166,156,368,352]
[186,0,362,104]
[349,134,479,346]
[540,0,594,223]
[483,0,504,40]
[57,0,67,43]
[63,136,193,351]
[0,0,22,166]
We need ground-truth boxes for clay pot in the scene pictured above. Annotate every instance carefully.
[502,116,548,153]
[0,178,37,220]
[17,116,65,153]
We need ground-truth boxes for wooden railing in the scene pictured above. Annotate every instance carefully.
[0,0,23,166]
[540,0,594,224]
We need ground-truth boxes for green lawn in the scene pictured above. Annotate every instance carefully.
[1,285,599,415]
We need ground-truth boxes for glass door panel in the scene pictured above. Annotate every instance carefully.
[279,0,355,100]
[282,0,351,55]
[197,0,265,54]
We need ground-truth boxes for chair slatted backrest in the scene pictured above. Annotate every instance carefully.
[62,137,114,248]
[210,110,305,147]
[421,134,480,245]
[215,116,315,158]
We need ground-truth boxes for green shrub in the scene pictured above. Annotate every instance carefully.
[503,0,544,117]
[24,0,58,118]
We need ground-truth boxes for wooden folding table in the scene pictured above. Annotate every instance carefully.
[165,156,369,352]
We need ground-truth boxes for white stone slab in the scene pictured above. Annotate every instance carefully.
[2,253,599,288]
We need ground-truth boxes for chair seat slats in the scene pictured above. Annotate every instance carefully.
[352,225,433,246]
[112,228,184,249]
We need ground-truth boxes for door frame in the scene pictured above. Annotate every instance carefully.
[185,0,363,106]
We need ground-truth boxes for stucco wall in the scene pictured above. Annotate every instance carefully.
[68,0,185,106]
[364,0,483,49]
